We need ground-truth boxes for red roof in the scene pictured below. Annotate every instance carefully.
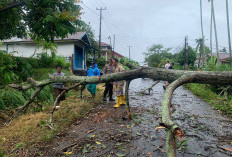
[112,51,124,58]
[99,42,111,47]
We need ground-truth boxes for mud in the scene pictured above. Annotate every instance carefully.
[42,79,232,157]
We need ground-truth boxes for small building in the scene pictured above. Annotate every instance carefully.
[99,42,124,60]
[112,51,124,59]
[195,53,231,66]
[0,32,92,75]
[100,42,112,60]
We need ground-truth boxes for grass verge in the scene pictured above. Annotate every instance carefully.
[0,85,105,156]
[185,83,232,116]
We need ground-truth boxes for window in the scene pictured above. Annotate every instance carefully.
[7,44,14,53]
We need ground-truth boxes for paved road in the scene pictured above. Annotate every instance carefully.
[43,79,232,157]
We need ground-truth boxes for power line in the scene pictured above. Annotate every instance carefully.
[82,3,99,16]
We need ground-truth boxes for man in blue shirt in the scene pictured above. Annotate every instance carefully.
[87,62,100,97]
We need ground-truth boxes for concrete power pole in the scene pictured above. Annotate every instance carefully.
[96,7,106,50]
[128,46,132,60]
[184,36,188,69]
[113,35,115,52]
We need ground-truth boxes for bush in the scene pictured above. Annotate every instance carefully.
[14,57,34,82]
[0,87,26,110]
[53,56,71,68]
[95,57,107,70]
[36,52,54,68]
[0,51,18,86]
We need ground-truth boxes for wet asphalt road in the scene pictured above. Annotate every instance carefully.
[44,79,232,157]
[127,79,232,157]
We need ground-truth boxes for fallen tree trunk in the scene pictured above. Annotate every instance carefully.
[8,67,232,157]
[9,68,232,90]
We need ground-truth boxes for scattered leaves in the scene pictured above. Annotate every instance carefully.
[155,126,165,131]
[95,141,101,145]
[64,152,73,155]
[224,148,232,152]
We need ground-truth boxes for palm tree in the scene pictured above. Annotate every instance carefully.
[196,38,203,68]
[226,0,232,67]
[210,0,220,64]
[210,1,213,60]
[200,0,206,66]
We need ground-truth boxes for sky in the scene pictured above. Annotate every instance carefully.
[80,0,232,63]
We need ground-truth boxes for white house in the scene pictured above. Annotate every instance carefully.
[0,32,92,75]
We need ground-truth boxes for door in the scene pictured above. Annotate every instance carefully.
[74,46,83,69]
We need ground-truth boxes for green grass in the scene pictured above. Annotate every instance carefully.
[185,83,232,116]
[0,85,104,156]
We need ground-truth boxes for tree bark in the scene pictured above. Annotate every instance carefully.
[226,0,232,67]
[211,0,221,64]
[200,0,206,67]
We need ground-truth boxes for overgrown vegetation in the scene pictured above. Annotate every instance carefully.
[0,85,104,156]
[0,50,71,110]
[185,83,232,115]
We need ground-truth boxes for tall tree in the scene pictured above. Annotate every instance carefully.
[144,44,172,67]
[0,0,81,42]
[210,0,213,60]
[210,0,220,64]
[200,0,206,66]
[226,0,232,67]
[177,46,197,67]
[196,38,203,68]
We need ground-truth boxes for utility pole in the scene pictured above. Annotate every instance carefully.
[128,46,132,60]
[108,36,112,59]
[113,35,115,52]
[184,36,188,70]
[96,7,106,50]
[226,0,232,68]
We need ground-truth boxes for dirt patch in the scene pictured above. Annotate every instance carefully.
[41,103,139,157]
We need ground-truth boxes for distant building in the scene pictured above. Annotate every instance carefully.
[112,51,124,59]
[99,41,124,60]
[195,53,231,66]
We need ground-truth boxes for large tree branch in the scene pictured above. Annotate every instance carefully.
[161,74,195,157]
[7,66,232,157]
[0,0,25,13]
[9,68,232,90]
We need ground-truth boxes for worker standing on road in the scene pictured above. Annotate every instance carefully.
[53,65,66,108]
[163,60,171,90]
[103,58,115,102]
[87,62,101,97]
[113,58,126,108]
[164,60,170,69]
[163,63,174,90]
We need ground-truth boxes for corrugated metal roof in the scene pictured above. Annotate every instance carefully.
[112,51,124,58]
[197,53,230,60]
[3,32,86,43]
[100,42,111,47]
